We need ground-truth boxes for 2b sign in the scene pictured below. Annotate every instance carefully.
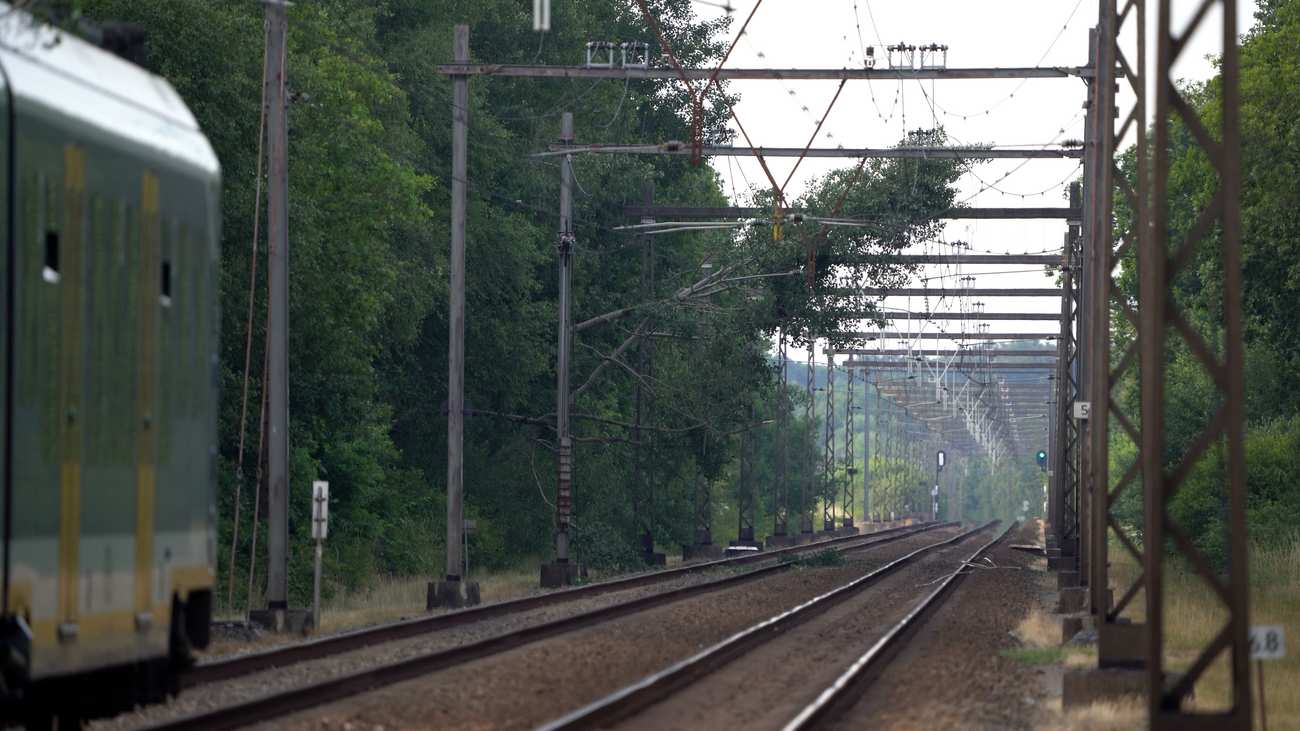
[1249,625,1285,660]
[312,481,329,541]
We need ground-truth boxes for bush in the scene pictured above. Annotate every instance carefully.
[571,519,645,573]
[1168,415,1300,569]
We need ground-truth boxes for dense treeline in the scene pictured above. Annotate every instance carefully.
[62,0,994,607]
[1110,0,1300,565]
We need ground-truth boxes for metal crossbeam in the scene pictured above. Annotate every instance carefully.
[554,144,1082,159]
[848,332,1057,341]
[849,312,1060,321]
[437,64,1087,81]
[623,206,1079,220]
[844,361,1056,369]
[830,348,1059,356]
[833,287,1064,297]
[839,254,1061,265]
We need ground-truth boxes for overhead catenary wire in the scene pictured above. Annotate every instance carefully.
[919,0,1088,121]
[230,18,273,612]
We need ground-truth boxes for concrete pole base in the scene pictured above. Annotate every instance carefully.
[765,534,797,549]
[428,578,481,610]
[681,543,726,561]
[1057,586,1087,614]
[249,607,313,635]
[1098,621,1146,668]
[1060,611,1092,643]
[539,561,582,589]
[641,551,667,566]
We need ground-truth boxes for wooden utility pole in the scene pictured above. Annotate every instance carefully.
[263,0,290,623]
[430,24,479,609]
[633,181,663,564]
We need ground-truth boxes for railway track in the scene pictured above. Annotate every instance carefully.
[190,521,943,688]
[783,522,1016,730]
[144,522,952,730]
[532,520,1009,731]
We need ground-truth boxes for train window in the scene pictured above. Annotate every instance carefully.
[43,230,60,283]
[160,259,172,307]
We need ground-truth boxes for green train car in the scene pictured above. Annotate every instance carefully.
[0,7,221,724]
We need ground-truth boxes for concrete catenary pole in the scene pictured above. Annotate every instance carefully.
[541,112,578,587]
[557,111,574,560]
[863,374,871,522]
[264,0,290,620]
[430,25,479,608]
[802,346,814,537]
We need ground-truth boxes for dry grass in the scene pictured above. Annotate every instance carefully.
[1015,606,1062,649]
[1107,534,1300,728]
[1042,699,1145,731]
[206,562,549,657]
[319,564,544,632]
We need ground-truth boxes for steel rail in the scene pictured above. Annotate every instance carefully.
[532,521,999,731]
[190,521,942,687]
[152,525,955,731]
[781,521,1017,729]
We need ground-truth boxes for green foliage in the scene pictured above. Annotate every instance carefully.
[571,519,646,574]
[75,0,972,607]
[1106,2,1300,567]
[1170,415,1300,568]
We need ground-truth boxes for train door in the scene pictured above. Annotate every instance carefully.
[0,55,28,691]
[0,55,10,620]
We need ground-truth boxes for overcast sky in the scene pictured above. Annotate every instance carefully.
[687,0,1258,360]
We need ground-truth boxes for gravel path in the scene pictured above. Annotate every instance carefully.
[90,525,950,730]
[613,525,994,731]
[828,521,1047,731]
[265,526,962,731]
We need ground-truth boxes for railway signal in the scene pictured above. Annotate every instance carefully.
[1035,450,1047,472]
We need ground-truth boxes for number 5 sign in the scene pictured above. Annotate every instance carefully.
[1250,625,1285,660]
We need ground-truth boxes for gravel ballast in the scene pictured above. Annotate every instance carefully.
[91,525,954,731]
[266,527,963,730]
[828,520,1048,731]
[613,525,997,731]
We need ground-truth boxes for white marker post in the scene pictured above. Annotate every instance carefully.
[311,481,329,632]
[1250,625,1286,731]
